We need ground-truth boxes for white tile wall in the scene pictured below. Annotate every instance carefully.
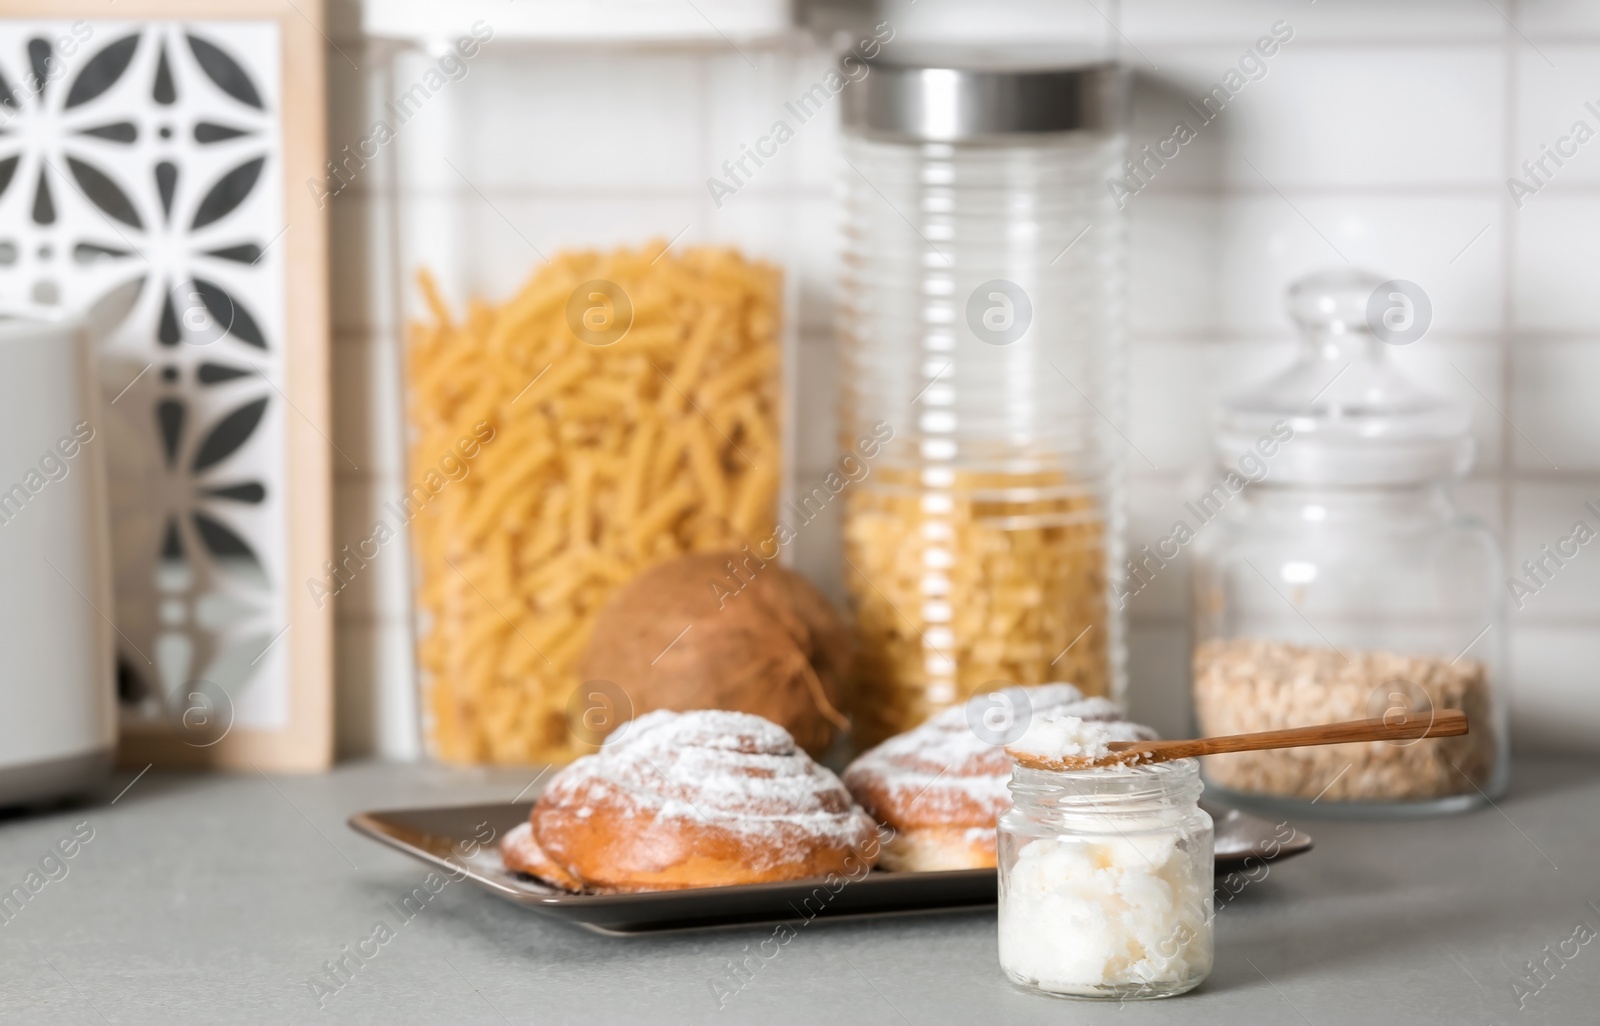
[1511,340,1600,471]
[1510,626,1600,752]
[1509,481,1600,618]
[1513,45,1600,187]
[1134,44,1507,189]
[1120,0,1506,43]
[1514,196,1600,332]
[1521,1,1600,38]
[326,0,1600,758]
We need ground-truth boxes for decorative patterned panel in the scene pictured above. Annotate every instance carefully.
[0,20,292,742]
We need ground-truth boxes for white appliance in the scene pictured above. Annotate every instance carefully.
[0,315,116,807]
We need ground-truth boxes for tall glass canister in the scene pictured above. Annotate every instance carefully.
[838,50,1129,746]
[367,2,808,764]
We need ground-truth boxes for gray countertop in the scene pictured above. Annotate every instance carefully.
[1,756,1597,1025]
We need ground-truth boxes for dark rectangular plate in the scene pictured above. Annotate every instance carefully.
[348,800,1311,935]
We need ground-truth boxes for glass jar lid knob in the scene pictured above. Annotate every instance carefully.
[1216,269,1473,486]
[1289,268,1387,337]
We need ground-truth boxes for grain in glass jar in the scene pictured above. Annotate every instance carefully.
[1191,270,1508,815]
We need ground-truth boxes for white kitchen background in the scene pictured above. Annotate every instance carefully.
[322,0,1600,759]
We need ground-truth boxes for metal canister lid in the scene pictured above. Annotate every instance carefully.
[840,45,1126,140]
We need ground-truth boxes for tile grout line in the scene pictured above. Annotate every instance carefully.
[375,183,1519,201]
[339,326,1600,349]
[1125,610,1600,628]
[1500,0,1518,688]
[1121,330,1594,345]
[1116,35,1571,50]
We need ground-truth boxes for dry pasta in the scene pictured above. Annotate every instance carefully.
[407,243,782,764]
[843,466,1110,748]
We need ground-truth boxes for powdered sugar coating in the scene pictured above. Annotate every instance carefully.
[539,709,873,871]
[844,684,1158,829]
[924,683,1095,731]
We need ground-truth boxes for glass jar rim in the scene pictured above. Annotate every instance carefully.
[1008,757,1202,807]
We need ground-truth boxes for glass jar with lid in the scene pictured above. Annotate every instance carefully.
[1191,270,1507,815]
[837,48,1130,747]
[366,2,810,764]
[998,758,1214,1000]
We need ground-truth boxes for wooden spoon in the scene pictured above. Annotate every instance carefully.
[1009,709,1469,771]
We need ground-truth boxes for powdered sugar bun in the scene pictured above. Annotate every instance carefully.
[499,821,584,891]
[525,710,880,891]
[843,684,1157,871]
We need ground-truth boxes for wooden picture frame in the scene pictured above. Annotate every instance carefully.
[0,0,331,769]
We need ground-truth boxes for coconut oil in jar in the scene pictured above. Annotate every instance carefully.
[998,758,1214,999]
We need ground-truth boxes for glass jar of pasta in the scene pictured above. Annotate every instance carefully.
[837,48,1130,746]
[368,4,822,764]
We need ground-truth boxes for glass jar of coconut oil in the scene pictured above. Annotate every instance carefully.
[998,758,1213,1000]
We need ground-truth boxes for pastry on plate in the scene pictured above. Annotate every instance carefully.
[842,684,1157,871]
[501,709,880,891]
[499,821,583,891]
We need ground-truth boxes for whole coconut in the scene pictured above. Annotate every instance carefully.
[575,552,852,757]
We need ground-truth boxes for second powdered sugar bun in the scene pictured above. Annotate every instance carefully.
[842,684,1157,871]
